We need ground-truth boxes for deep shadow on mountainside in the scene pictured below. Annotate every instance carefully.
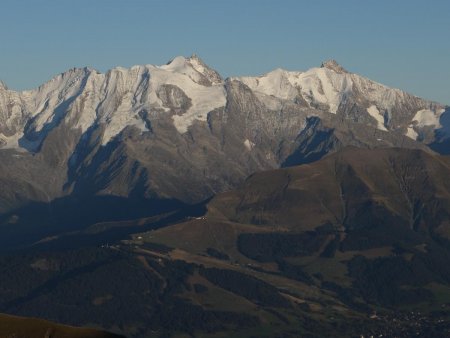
[0,193,207,252]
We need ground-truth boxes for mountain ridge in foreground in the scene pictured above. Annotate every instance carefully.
[0,313,124,338]
[136,146,450,336]
[1,148,448,337]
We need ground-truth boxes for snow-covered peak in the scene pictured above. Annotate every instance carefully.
[236,66,353,113]
[0,56,229,150]
[21,67,93,131]
[321,60,348,74]
[187,54,223,85]
[23,67,93,101]
[161,56,190,72]
[236,68,298,100]
[236,62,437,115]
[152,56,226,133]
[159,54,222,86]
[235,62,447,140]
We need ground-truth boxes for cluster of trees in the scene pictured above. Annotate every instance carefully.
[237,231,329,262]
[199,267,291,308]
[0,247,263,337]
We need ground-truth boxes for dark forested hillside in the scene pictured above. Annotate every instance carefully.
[1,149,450,337]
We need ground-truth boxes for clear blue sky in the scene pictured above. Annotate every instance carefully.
[1,0,449,104]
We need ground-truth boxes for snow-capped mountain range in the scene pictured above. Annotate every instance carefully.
[237,59,447,140]
[0,55,448,215]
[0,55,447,151]
[0,55,226,150]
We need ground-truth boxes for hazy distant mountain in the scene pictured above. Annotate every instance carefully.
[0,55,448,223]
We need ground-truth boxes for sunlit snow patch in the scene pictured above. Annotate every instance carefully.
[366,105,387,131]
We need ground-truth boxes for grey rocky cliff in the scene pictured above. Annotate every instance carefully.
[321,59,348,73]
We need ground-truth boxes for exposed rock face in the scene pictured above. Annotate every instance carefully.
[156,84,192,113]
[321,59,348,73]
[0,55,447,217]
